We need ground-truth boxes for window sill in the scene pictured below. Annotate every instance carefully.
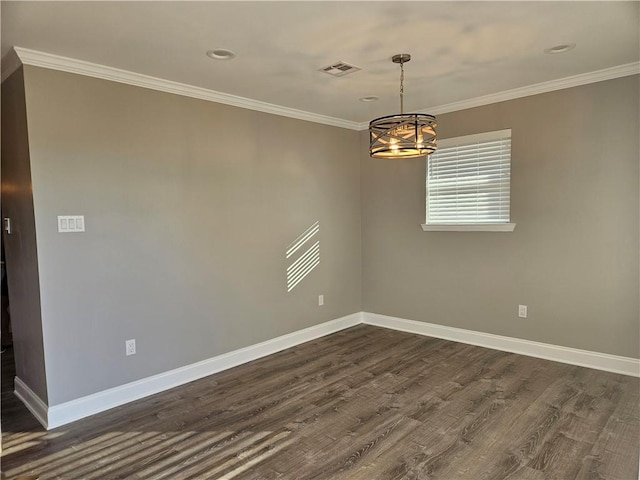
[421,223,516,232]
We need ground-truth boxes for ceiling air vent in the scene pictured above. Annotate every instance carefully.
[319,61,361,77]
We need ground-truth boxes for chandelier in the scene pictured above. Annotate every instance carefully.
[369,54,437,159]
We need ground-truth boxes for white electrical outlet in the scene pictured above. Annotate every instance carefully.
[318,294,324,306]
[518,305,528,318]
[125,339,136,356]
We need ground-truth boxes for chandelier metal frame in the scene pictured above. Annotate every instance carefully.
[369,54,437,159]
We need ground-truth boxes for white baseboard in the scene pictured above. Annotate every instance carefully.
[363,312,640,378]
[43,312,362,430]
[14,377,49,429]
[16,310,638,430]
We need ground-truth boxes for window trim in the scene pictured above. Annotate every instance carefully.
[423,129,516,232]
[421,223,516,232]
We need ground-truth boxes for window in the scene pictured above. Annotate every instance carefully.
[423,129,515,232]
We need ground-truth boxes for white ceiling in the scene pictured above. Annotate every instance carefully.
[2,1,639,124]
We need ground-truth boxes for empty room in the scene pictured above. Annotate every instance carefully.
[1,2,639,479]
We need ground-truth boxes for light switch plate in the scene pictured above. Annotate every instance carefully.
[58,215,85,233]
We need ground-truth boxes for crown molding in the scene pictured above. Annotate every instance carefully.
[355,61,640,130]
[421,62,640,117]
[11,47,639,132]
[1,48,23,83]
[12,47,361,131]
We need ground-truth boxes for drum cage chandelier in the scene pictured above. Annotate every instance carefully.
[369,54,437,159]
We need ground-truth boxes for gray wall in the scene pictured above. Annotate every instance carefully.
[7,65,638,408]
[362,75,640,359]
[22,66,362,405]
[1,68,48,401]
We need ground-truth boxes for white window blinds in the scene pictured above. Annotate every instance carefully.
[427,129,512,225]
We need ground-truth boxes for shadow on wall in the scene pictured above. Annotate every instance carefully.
[286,221,320,292]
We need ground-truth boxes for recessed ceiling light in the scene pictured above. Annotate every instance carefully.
[360,96,379,102]
[544,43,576,54]
[206,49,236,60]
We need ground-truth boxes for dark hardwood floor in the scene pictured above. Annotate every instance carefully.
[2,325,639,479]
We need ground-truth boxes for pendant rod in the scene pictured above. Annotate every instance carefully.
[400,61,404,114]
[392,53,411,115]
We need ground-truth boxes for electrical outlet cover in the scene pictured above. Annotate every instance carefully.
[518,305,528,318]
[126,339,136,356]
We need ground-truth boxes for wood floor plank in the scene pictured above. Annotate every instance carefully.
[575,383,640,480]
[2,326,638,480]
